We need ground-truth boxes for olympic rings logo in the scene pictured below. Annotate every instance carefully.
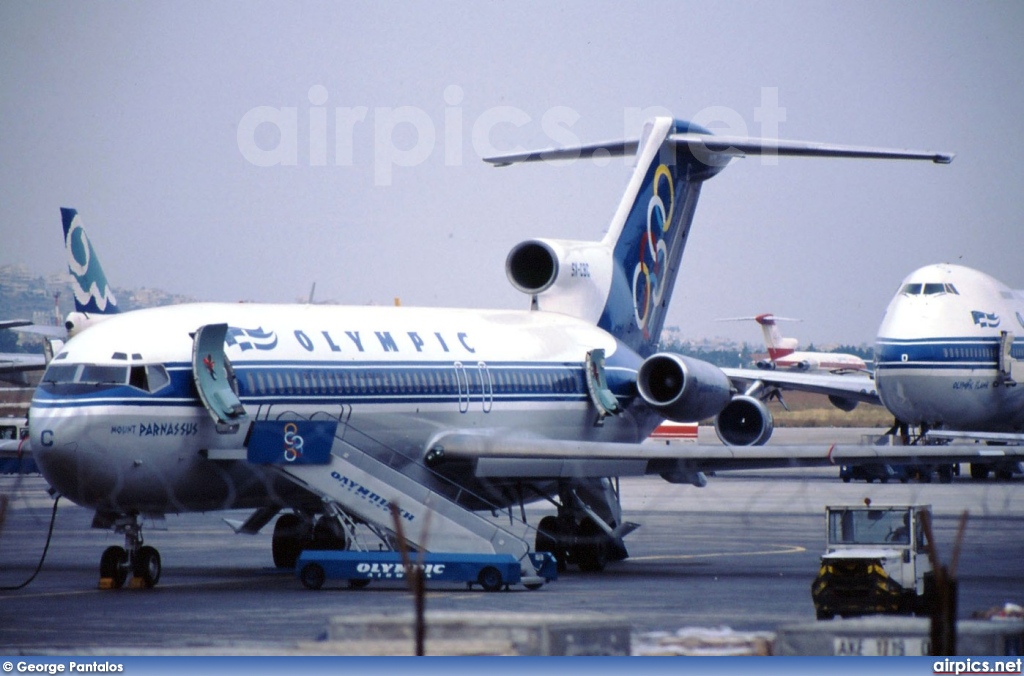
[632,164,675,336]
[282,422,304,462]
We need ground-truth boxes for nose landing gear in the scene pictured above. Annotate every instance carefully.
[98,515,161,589]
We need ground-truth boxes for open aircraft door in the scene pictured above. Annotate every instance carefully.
[585,348,621,422]
[192,323,247,432]
[998,331,1024,386]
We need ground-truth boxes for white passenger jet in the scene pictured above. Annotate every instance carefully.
[31,117,1007,590]
[724,313,868,373]
[875,263,1024,479]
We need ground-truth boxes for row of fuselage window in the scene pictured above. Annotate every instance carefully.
[238,365,588,399]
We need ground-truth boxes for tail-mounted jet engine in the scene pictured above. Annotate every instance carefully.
[505,239,610,319]
[713,395,774,446]
[636,353,733,424]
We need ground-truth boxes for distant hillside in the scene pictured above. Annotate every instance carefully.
[0,264,195,352]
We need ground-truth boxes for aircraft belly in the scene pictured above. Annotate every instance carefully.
[877,368,1024,429]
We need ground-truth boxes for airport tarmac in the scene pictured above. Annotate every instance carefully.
[0,428,1021,653]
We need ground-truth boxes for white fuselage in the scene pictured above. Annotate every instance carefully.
[874,264,1024,432]
[30,302,652,515]
[767,350,867,373]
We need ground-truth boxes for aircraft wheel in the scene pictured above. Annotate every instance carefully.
[477,566,503,592]
[970,463,990,480]
[272,513,309,568]
[100,546,129,589]
[841,477,851,484]
[535,516,567,573]
[300,563,325,590]
[348,579,371,590]
[523,582,544,591]
[938,466,954,484]
[132,545,162,588]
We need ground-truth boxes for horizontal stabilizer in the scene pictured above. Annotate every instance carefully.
[485,139,639,166]
[668,133,954,164]
[485,132,953,167]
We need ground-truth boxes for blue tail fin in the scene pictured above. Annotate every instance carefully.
[61,208,119,315]
[595,118,725,357]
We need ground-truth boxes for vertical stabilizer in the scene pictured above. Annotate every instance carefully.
[754,313,798,359]
[595,118,726,357]
[61,208,119,316]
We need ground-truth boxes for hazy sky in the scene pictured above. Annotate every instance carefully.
[2,2,1021,345]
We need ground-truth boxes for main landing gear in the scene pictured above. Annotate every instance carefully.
[98,514,161,589]
[533,480,633,573]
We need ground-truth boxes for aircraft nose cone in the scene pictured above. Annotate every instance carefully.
[30,406,117,508]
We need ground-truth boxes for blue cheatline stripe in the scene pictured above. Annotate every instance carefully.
[876,336,1024,369]
[32,359,615,409]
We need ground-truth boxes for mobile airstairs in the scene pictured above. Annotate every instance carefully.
[247,412,556,590]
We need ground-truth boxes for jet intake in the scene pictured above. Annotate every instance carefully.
[636,353,732,423]
[506,240,558,295]
[714,395,774,446]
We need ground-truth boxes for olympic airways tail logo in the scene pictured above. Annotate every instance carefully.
[631,164,676,337]
[65,213,117,312]
[282,422,304,462]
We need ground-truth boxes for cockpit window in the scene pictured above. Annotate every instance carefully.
[901,282,958,296]
[129,364,171,393]
[79,364,128,384]
[42,363,80,384]
[43,362,170,391]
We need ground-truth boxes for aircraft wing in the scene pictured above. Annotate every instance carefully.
[0,353,46,385]
[427,432,1014,480]
[721,367,881,405]
[8,324,67,339]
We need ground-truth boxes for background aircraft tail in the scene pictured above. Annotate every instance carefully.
[718,313,801,359]
[61,208,119,316]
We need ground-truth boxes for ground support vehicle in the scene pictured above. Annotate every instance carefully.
[812,504,936,620]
